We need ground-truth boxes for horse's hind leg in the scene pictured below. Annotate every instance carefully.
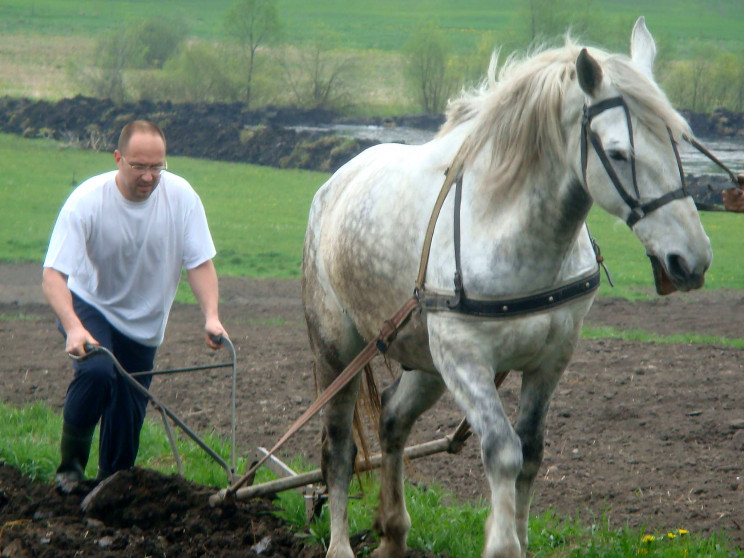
[319,363,362,558]
[374,369,446,557]
[304,297,365,556]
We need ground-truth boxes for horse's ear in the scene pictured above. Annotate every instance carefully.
[576,48,603,97]
[630,16,656,78]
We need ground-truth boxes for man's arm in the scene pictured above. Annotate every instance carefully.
[186,259,228,349]
[41,267,98,356]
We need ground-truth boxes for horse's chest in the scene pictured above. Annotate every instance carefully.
[427,299,591,372]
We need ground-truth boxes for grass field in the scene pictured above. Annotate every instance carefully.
[1,1,743,51]
[1,1,743,101]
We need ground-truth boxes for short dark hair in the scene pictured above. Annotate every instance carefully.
[118,121,167,153]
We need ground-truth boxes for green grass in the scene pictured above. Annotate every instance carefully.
[582,326,744,348]
[1,1,742,52]
[2,400,740,557]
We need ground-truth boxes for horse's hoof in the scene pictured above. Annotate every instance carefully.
[371,540,406,558]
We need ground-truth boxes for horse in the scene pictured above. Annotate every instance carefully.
[301,17,712,558]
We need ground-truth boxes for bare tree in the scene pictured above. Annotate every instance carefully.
[224,0,282,106]
[279,28,354,110]
[404,22,451,113]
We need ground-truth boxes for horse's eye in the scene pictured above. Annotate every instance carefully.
[609,150,628,162]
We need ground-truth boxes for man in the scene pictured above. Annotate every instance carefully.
[722,174,744,212]
[42,120,228,491]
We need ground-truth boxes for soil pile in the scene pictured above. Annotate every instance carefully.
[0,96,443,173]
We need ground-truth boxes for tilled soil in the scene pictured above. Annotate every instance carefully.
[1,262,743,556]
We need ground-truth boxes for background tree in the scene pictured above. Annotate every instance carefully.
[81,32,131,104]
[662,42,720,112]
[279,26,355,110]
[404,21,452,113]
[224,0,282,106]
[519,0,608,46]
[126,18,189,69]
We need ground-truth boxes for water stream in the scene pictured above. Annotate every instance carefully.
[295,124,744,178]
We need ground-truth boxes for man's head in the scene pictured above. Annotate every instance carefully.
[114,121,167,202]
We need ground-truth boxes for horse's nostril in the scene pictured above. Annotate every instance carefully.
[666,254,689,280]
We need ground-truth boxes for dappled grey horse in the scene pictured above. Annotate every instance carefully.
[302,17,711,558]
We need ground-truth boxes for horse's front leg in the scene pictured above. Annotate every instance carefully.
[429,322,522,558]
[373,370,446,557]
[513,345,576,555]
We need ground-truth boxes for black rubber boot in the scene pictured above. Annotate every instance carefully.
[96,467,112,481]
[55,422,95,493]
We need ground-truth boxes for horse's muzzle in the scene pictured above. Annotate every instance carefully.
[648,254,706,295]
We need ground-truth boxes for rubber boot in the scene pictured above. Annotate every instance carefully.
[55,422,95,493]
[96,467,112,481]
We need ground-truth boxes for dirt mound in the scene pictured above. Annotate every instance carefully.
[0,464,445,557]
[0,96,445,173]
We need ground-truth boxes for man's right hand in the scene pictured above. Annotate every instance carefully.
[65,325,99,357]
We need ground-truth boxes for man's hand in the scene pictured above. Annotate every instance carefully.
[65,324,99,357]
[205,318,228,350]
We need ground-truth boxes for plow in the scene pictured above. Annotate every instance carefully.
[78,335,505,520]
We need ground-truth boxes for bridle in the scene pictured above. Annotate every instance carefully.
[581,96,740,228]
[581,96,688,228]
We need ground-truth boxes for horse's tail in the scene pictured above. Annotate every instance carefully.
[353,363,382,473]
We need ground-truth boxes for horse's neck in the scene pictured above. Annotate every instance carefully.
[460,163,594,294]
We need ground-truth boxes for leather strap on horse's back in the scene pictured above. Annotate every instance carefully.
[219,296,420,501]
[415,144,471,293]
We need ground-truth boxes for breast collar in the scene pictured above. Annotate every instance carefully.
[418,172,601,318]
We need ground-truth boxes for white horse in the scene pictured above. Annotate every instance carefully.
[301,18,711,558]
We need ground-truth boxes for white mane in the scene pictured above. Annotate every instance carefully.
[438,38,692,196]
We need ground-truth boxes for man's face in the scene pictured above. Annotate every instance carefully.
[114,132,167,202]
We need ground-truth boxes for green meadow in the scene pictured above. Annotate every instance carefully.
[1,0,743,102]
[1,0,742,51]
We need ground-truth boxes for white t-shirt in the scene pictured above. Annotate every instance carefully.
[44,170,216,346]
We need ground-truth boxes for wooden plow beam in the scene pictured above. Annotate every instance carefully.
[230,417,473,522]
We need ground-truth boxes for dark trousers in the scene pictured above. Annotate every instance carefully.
[60,293,157,474]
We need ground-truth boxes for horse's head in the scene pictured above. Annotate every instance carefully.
[573,17,712,294]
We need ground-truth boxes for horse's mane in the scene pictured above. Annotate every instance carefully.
[438,37,692,196]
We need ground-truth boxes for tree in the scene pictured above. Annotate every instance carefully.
[127,18,189,69]
[84,32,131,104]
[279,27,355,110]
[520,0,605,46]
[224,0,282,106]
[404,22,452,113]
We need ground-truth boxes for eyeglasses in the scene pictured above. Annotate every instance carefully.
[121,155,168,175]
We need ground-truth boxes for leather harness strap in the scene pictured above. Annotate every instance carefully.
[419,158,602,317]
[421,271,601,317]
